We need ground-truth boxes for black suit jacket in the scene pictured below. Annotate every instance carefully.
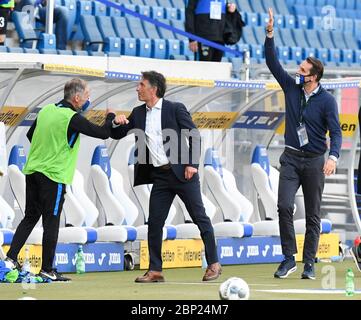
[111,99,201,186]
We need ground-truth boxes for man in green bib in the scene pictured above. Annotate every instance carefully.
[4,78,115,281]
[0,0,14,46]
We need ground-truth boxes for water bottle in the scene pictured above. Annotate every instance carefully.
[201,250,207,269]
[75,245,85,274]
[22,246,31,273]
[345,268,355,297]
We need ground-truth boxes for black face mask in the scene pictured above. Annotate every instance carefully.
[295,73,314,85]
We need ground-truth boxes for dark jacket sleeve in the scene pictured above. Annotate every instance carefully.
[265,36,294,91]
[69,112,115,140]
[326,97,342,159]
[176,103,201,169]
[110,111,135,140]
[185,0,197,42]
[26,119,37,142]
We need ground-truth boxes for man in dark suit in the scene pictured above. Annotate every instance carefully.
[111,71,221,283]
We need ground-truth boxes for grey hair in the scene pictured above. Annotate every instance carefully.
[64,78,87,101]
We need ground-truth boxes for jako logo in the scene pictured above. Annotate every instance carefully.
[55,253,68,266]
[109,253,121,265]
[98,253,106,266]
[220,246,233,259]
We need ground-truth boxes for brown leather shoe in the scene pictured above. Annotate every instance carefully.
[202,262,222,281]
[135,270,165,283]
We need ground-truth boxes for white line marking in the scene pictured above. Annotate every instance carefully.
[256,289,361,294]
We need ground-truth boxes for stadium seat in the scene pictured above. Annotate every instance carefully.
[90,145,138,242]
[80,15,104,52]
[7,145,96,244]
[251,145,332,236]
[203,148,253,238]
[126,145,177,240]
[12,11,39,49]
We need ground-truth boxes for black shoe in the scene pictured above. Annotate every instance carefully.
[38,269,71,282]
[301,263,315,280]
[274,258,297,278]
[4,257,22,271]
[350,246,361,272]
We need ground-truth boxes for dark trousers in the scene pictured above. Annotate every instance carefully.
[277,149,325,264]
[196,42,224,62]
[148,167,218,271]
[7,172,66,272]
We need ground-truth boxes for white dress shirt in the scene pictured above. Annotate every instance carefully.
[145,98,169,167]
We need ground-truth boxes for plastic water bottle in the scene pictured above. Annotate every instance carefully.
[75,245,85,274]
[201,250,207,269]
[22,246,31,273]
[345,268,355,297]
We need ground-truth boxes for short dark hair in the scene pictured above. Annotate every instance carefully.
[64,78,87,100]
[141,71,166,98]
[306,57,324,82]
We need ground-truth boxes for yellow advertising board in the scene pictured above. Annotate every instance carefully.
[0,106,27,126]
[167,78,214,87]
[192,112,238,129]
[140,239,203,269]
[2,245,42,274]
[295,233,339,262]
[43,64,105,78]
[275,113,357,137]
[84,110,131,126]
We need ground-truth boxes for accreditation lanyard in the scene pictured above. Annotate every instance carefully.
[297,92,309,147]
[210,0,222,20]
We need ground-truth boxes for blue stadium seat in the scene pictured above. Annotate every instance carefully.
[242,26,258,45]
[284,15,296,29]
[71,0,92,41]
[152,38,167,58]
[156,19,175,39]
[274,14,284,28]
[277,46,290,63]
[151,6,164,19]
[164,7,178,20]
[259,13,269,27]
[170,19,187,40]
[80,15,104,52]
[7,47,24,53]
[250,0,266,13]
[38,33,56,51]
[180,39,192,55]
[57,49,73,55]
[330,31,347,49]
[96,16,121,54]
[72,50,88,55]
[316,48,329,63]
[355,20,361,41]
[345,0,355,9]
[112,17,133,39]
[318,30,337,49]
[304,29,322,48]
[329,48,341,64]
[244,12,259,27]
[157,0,173,8]
[354,51,361,64]
[292,28,309,47]
[137,38,152,57]
[343,32,359,50]
[296,15,308,29]
[137,5,151,17]
[342,49,354,64]
[92,1,107,16]
[327,0,336,7]
[250,44,263,59]
[166,39,181,57]
[142,20,161,38]
[171,0,184,8]
[12,11,39,49]
[62,0,77,39]
[275,0,290,15]
[305,0,315,5]
[253,26,267,45]
[310,16,323,29]
[107,6,121,17]
[131,0,145,5]
[127,17,147,38]
[121,38,137,56]
[178,8,185,20]
[146,0,159,6]
[236,0,253,13]
[343,18,354,35]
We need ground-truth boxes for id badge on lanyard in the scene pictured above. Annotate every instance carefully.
[297,123,309,147]
[210,1,222,20]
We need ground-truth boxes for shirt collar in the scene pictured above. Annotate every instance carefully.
[56,99,77,112]
[303,84,320,97]
[146,98,163,111]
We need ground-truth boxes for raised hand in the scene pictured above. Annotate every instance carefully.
[267,7,274,30]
